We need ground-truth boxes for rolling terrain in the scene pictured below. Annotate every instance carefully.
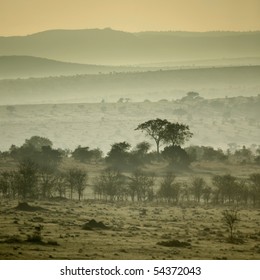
[0,65,259,105]
[0,56,154,79]
[0,96,259,154]
[1,29,260,65]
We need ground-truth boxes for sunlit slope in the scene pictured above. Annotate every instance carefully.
[0,66,259,104]
[0,29,259,64]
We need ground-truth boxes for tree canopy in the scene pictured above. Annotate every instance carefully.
[135,118,193,154]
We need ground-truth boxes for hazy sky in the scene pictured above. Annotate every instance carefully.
[1,0,260,36]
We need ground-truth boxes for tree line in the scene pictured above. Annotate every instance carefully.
[0,119,259,206]
[1,160,260,207]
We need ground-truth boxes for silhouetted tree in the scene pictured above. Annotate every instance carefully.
[157,172,180,204]
[135,118,169,155]
[23,136,53,151]
[222,209,239,242]
[72,146,103,163]
[106,142,131,170]
[16,159,38,200]
[191,177,207,203]
[0,171,18,198]
[128,170,154,202]
[162,145,191,169]
[163,122,193,147]
[54,172,67,198]
[39,167,56,199]
[130,141,152,167]
[66,168,87,200]
[248,173,260,207]
[212,174,237,204]
[93,168,125,201]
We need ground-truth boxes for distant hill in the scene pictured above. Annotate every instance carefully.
[2,55,259,80]
[0,96,259,153]
[0,56,152,79]
[0,65,259,105]
[0,29,260,65]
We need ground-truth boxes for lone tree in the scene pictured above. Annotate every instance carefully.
[135,119,169,155]
[222,209,239,242]
[135,119,192,155]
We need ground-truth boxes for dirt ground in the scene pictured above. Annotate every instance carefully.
[0,199,260,260]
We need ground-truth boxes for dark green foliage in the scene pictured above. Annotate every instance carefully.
[157,172,180,204]
[135,118,169,155]
[163,122,193,147]
[93,168,126,201]
[185,146,227,162]
[248,173,260,206]
[9,136,62,170]
[191,177,207,203]
[16,159,39,200]
[23,136,53,151]
[72,146,103,163]
[162,145,191,169]
[66,168,87,200]
[129,141,152,167]
[212,174,238,204]
[0,171,18,198]
[106,142,131,170]
[39,168,57,199]
[128,170,154,202]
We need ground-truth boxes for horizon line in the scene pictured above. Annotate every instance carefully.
[1,27,260,37]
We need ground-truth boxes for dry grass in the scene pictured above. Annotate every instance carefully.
[0,199,259,260]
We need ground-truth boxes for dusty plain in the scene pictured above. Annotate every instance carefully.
[0,197,260,260]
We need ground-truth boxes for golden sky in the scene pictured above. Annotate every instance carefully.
[1,0,260,36]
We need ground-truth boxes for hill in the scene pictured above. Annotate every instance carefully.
[0,56,156,79]
[1,29,260,65]
[0,96,259,153]
[0,65,259,105]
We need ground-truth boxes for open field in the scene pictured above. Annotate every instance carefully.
[0,199,260,260]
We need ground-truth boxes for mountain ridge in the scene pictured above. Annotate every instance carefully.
[1,29,259,65]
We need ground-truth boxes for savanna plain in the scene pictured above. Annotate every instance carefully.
[0,96,260,260]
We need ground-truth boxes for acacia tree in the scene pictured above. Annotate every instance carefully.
[135,119,192,156]
[163,122,193,147]
[135,119,169,155]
